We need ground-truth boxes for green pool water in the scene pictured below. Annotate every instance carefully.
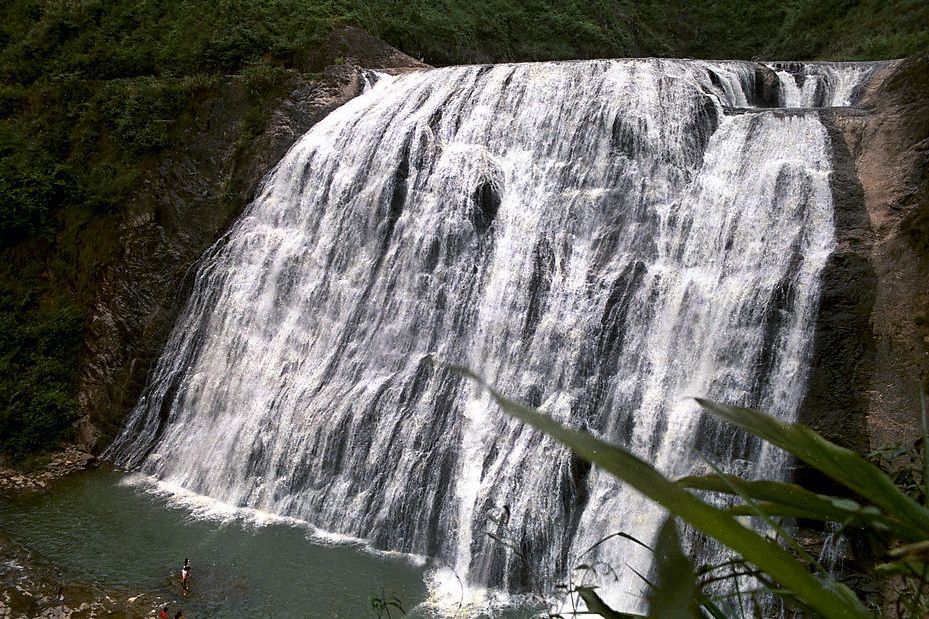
[0,469,535,618]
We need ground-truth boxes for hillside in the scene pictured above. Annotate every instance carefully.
[1,0,927,457]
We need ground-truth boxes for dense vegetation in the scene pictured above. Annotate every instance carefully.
[357,0,929,65]
[0,0,325,456]
[1,0,927,457]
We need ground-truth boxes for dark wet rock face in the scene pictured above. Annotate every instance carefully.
[829,53,929,448]
[753,64,782,108]
[798,53,929,461]
[798,109,876,456]
[77,30,427,452]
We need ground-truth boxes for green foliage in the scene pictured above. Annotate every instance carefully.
[457,365,929,617]
[541,528,763,617]
[0,1,313,458]
[575,586,639,619]
[0,0,345,82]
[0,0,925,461]
[370,589,406,618]
[454,363,872,618]
[871,439,927,506]
[772,0,929,61]
[96,80,180,155]
[240,60,293,98]
[353,0,646,65]
[0,84,26,117]
[677,0,929,60]
[4,0,921,85]
[694,398,929,542]
[0,298,83,456]
[354,0,927,64]
[0,74,237,458]
[678,2,789,60]
[0,125,73,246]
[647,518,701,618]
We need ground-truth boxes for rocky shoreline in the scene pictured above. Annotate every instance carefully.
[0,447,96,494]
[0,448,178,618]
[0,530,175,619]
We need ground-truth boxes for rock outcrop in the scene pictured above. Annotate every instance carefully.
[77,29,427,451]
[837,53,929,448]
[0,447,95,494]
[798,108,876,454]
[801,53,929,451]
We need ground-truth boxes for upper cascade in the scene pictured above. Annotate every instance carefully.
[104,57,885,612]
[765,60,895,108]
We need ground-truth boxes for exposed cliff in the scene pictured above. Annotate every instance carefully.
[83,51,929,455]
[77,28,427,450]
[798,106,876,455]
[798,53,929,457]
[836,53,929,448]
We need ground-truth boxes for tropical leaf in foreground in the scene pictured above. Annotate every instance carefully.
[647,517,701,618]
[575,586,642,619]
[693,399,929,540]
[449,363,871,619]
[676,474,905,537]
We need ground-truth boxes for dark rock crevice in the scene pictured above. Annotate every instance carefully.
[471,179,502,233]
[752,64,781,108]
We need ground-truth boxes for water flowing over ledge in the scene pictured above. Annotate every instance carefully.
[765,60,892,107]
[105,58,882,612]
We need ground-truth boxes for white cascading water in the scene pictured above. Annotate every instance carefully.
[766,61,890,107]
[106,58,882,612]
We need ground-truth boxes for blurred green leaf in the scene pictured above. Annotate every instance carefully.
[695,398,929,541]
[576,586,643,619]
[647,518,701,618]
[678,474,904,537]
[452,364,872,619]
[887,540,929,562]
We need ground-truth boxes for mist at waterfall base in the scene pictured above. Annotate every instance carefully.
[96,59,886,613]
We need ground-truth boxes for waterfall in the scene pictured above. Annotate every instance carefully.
[767,61,891,107]
[106,58,876,612]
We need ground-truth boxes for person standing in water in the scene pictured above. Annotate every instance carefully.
[180,558,191,596]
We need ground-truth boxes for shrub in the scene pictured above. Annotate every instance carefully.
[0,302,83,457]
